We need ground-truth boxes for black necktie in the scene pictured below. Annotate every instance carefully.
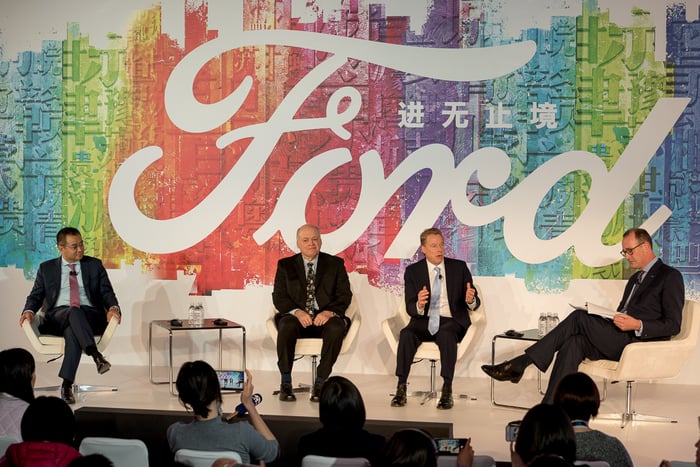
[305,262,316,315]
[623,271,644,312]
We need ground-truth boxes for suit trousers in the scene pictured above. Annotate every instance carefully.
[395,317,467,383]
[44,305,108,382]
[525,309,635,402]
[275,314,348,380]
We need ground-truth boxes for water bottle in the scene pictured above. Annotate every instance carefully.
[546,312,556,333]
[234,393,263,416]
[187,303,196,326]
[552,312,560,330]
[537,312,547,337]
[192,302,204,326]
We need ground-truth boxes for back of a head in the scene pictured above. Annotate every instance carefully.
[0,347,36,403]
[515,404,576,465]
[382,429,437,467]
[319,376,366,431]
[21,395,75,444]
[552,372,600,421]
[175,360,222,418]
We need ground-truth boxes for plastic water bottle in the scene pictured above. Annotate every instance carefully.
[538,313,547,337]
[187,303,196,326]
[546,312,556,333]
[192,302,203,326]
[551,312,560,330]
[234,393,263,416]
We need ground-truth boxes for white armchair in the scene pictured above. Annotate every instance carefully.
[266,293,361,394]
[579,299,700,427]
[22,309,119,394]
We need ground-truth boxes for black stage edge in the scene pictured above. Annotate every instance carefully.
[74,406,453,467]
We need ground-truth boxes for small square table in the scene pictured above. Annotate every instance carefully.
[490,328,545,409]
[149,318,246,395]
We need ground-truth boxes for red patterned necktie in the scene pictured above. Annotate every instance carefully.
[68,263,80,308]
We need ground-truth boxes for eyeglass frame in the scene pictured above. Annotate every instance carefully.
[619,241,645,257]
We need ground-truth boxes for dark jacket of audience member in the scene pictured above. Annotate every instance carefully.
[298,376,385,465]
[0,348,35,441]
[512,404,576,467]
[553,372,633,467]
[0,396,80,467]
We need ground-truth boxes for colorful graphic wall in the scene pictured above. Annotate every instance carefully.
[1,0,699,299]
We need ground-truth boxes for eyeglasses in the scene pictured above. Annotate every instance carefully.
[619,242,644,257]
[61,242,85,251]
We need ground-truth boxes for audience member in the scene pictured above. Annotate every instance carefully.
[553,372,633,467]
[0,395,80,467]
[380,428,475,467]
[511,404,576,467]
[0,348,35,440]
[167,361,279,465]
[298,376,385,465]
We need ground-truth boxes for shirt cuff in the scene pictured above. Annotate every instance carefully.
[635,320,643,337]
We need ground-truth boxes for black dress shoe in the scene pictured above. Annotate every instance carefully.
[481,360,525,383]
[278,383,296,402]
[310,382,322,402]
[61,384,76,405]
[93,352,111,375]
[437,384,453,410]
[390,383,407,407]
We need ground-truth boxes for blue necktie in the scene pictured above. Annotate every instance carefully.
[428,266,441,335]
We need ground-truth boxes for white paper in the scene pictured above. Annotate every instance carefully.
[569,302,618,318]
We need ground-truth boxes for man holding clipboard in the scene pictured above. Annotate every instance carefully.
[481,228,685,403]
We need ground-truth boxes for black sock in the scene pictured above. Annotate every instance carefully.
[62,379,73,387]
[511,354,533,371]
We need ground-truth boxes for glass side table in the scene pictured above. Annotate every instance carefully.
[149,318,246,395]
[490,328,546,409]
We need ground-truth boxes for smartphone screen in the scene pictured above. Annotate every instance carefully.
[215,370,244,391]
[435,438,467,455]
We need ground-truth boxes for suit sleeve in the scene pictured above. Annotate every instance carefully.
[272,259,300,314]
[95,259,120,311]
[403,264,423,319]
[638,266,684,339]
[318,257,352,316]
[22,263,49,313]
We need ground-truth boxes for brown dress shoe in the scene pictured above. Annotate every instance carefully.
[390,383,407,407]
[278,383,296,402]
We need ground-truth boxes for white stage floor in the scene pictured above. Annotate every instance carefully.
[33,362,699,466]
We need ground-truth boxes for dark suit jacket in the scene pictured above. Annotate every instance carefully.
[616,259,684,339]
[403,257,480,329]
[22,255,120,314]
[272,252,352,323]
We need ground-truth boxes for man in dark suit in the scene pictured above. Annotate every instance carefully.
[482,227,685,403]
[272,224,352,402]
[19,227,121,404]
[391,228,481,410]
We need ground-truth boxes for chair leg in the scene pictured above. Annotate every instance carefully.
[595,381,677,428]
[294,355,317,393]
[406,360,438,404]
